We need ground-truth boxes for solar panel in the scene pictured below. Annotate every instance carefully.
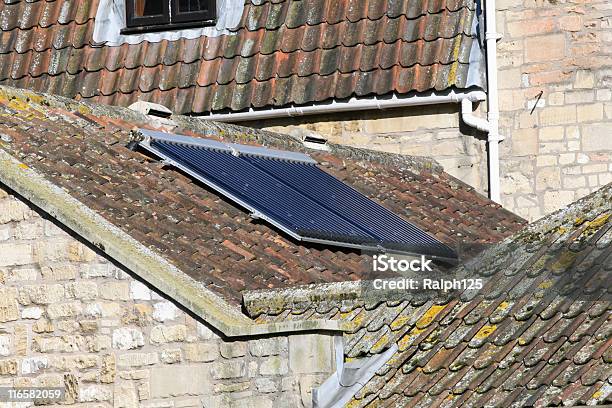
[137,130,457,261]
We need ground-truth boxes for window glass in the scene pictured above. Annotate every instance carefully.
[178,0,210,13]
[134,0,164,17]
[124,0,215,32]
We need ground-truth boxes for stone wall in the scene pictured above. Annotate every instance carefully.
[496,0,612,220]
[0,186,335,407]
[250,0,612,222]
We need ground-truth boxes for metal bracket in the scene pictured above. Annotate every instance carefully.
[485,31,503,41]
[161,158,178,167]
[229,146,240,157]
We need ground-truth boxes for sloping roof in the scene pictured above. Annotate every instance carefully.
[0,86,523,305]
[244,184,612,407]
[0,0,482,114]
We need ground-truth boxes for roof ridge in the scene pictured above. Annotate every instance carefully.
[514,182,611,239]
[176,113,444,173]
[0,84,444,175]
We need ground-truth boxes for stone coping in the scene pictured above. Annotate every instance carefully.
[0,147,351,337]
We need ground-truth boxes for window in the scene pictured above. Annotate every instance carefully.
[123,0,215,33]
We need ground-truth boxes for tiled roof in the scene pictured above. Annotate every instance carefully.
[244,184,612,407]
[0,86,524,304]
[0,0,481,114]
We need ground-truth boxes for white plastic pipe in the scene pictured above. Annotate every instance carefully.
[204,90,487,122]
[485,0,502,203]
[461,98,489,132]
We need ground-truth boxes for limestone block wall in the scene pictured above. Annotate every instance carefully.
[0,186,335,408]
[496,0,612,220]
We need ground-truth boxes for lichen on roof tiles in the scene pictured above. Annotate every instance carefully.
[243,183,612,406]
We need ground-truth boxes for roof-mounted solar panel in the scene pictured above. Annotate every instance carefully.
[137,129,457,261]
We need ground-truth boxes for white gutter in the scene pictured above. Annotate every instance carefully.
[203,89,487,122]
[484,0,503,203]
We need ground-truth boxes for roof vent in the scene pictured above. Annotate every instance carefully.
[129,101,173,118]
[290,128,330,151]
[128,101,176,129]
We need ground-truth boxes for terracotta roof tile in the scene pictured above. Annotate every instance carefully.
[244,183,611,407]
[0,0,481,113]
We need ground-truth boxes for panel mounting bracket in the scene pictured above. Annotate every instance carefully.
[161,158,179,167]
[229,146,240,157]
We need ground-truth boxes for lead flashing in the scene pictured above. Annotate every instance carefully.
[313,336,398,408]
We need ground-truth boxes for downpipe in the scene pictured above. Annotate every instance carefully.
[484,0,503,204]
[459,0,503,204]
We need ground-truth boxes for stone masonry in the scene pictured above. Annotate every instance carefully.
[252,0,612,222]
[0,185,335,408]
[496,0,612,220]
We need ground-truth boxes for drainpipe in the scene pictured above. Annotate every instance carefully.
[484,0,503,203]
[457,1,503,203]
[461,98,489,133]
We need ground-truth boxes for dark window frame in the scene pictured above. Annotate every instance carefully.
[171,1,215,24]
[122,0,216,34]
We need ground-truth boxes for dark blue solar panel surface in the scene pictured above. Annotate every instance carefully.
[245,156,454,257]
[149,139,456,259]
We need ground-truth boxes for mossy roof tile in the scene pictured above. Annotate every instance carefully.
[243,182,611,406]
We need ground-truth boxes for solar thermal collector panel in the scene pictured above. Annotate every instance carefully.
[137,130,457,261]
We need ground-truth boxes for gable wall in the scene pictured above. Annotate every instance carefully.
[495,0,611,220]
[0,185,334,407]
[254,0,612,222]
